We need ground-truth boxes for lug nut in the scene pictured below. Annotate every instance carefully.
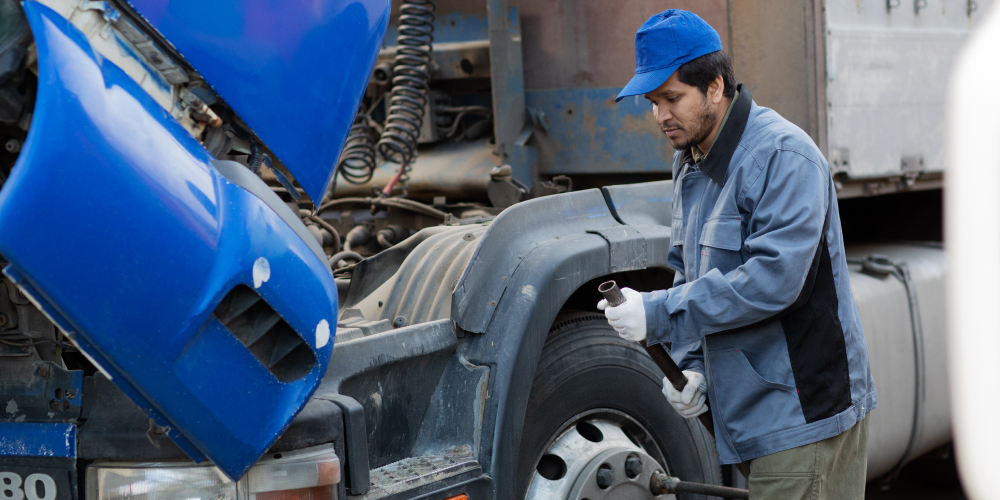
[625,454,643,478]
[596,464,614,489]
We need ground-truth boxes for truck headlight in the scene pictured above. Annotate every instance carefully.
[86,444,340,500]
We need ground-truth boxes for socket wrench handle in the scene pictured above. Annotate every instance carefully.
[598,280,715,437]
[597,280,626,306]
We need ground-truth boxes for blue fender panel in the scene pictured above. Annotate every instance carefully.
[0,3,337,479]
[124,0,391,203]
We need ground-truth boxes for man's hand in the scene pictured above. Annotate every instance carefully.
[662,371,708,418]
[597,287,646,341]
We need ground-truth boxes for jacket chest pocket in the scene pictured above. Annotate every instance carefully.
[698,217,744,275]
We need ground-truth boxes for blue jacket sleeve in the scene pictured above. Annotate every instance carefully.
[672,339,705,376]
[666,246,698,373]
[642,149,830,347]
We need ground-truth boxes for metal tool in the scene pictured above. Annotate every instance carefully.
[649,471,750,499]
[598,281,749,499]
[598,280,715,437]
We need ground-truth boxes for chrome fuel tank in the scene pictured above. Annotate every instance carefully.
[846,243,947,479]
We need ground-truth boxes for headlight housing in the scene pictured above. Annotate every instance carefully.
[86,444,340,500]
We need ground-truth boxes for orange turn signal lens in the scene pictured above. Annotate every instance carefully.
[443,495,468,500]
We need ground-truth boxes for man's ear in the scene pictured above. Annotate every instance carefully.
[708,75,725,105]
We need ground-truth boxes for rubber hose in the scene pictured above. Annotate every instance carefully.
[329,251,364,270]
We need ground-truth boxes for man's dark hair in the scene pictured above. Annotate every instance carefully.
[676,50,736,99]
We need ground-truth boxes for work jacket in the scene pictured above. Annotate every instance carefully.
[642,85,877,464]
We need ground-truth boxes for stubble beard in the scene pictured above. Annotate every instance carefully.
[664,97,718,152]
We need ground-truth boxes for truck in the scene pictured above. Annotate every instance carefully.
[0,0,983,499]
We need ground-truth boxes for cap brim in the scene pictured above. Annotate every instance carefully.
[614,64,681,102]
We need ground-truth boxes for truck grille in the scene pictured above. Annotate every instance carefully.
[213,285,315,382]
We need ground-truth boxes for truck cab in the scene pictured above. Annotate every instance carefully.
[0,0,983,499]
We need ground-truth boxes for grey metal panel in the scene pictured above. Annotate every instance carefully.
[342,225,461,310]
[321,319,458,391]
[845,243,948,480]
[825,0,989,29]
[359,451,481,499]
[728,0,825,148]
[318,320,458,470]
[825,27,965,178]
[488,0,527,166]
[378,40,492,80]
[451,188,616,333]
[495,0,728,91]
[329,138,497,201]
[413,355,491,457]
[354,225,489,326]
[587,225,647,272]
[390,0,730,91]
[602,180,674,226]
[823,0,991,179]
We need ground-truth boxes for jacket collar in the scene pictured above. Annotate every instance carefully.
[697,84,752,186]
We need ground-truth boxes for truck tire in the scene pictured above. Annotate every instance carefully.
[518,313,720,500]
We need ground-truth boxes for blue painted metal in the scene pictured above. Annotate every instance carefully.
[122,0,391,203]
[1,3,337,480]
[0,423,76,458]
[525,87,675,174]
[0,361,83,422]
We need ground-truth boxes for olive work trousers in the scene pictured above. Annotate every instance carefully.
[737,415,870,500]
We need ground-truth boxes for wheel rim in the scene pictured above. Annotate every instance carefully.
[525,409,671,499]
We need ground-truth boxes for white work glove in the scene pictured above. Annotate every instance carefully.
[662,371,708,419]
[597,287,647,342]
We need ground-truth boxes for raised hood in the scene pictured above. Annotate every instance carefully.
[123,0,391,203]
[0,2,339,479]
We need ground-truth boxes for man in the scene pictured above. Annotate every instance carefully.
[598,10,876,499]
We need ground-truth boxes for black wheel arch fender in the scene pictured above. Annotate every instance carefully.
[450,182,677,498]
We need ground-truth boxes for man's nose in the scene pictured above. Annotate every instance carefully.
[654,104,672,126]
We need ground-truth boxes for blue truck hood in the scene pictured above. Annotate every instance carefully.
[0,2,340,479]
[124,0,390,202]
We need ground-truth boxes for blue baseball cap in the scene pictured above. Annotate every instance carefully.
[615,10,723,102]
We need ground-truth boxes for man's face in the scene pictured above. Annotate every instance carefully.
[644,72,718,151]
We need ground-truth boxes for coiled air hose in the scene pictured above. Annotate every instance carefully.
[332,0,436,198]
[335,104,380,186]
